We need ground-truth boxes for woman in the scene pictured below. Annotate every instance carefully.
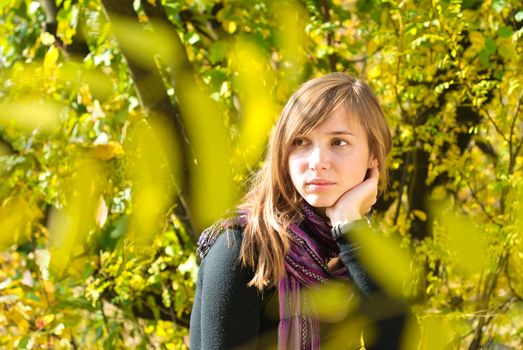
[190,73,413,349]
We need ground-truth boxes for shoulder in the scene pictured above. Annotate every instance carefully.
[201,228,246,272]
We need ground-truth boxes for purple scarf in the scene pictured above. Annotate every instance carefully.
[197,204,349,349]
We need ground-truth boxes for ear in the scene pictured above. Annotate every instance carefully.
[368,155,379,168]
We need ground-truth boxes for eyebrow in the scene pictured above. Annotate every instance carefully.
[327,131,356,136]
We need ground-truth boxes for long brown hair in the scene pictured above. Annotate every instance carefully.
[237,73,392,290]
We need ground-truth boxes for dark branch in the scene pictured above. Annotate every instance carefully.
[320,0,336,71]
[39,0,90,58]
[100,0,195,240]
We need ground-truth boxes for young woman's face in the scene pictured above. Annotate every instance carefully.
[287,106,375,211]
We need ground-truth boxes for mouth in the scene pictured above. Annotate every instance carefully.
[305,181,335,189]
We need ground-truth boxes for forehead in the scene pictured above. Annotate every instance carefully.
[299,105,363,135]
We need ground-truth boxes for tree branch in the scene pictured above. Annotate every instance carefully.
[483,109,509,143]
[507,93,523,175]
[457,169,499,225]
[100,0,195,240]
[39,0,90,58]
[320,0,336,71]
[505,257,523,302]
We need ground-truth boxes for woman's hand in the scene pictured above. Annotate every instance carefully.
[326,166,379,226]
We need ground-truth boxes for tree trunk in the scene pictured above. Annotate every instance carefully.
[100,0,195,239]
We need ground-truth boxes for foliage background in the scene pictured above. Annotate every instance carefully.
[0,0,522,348]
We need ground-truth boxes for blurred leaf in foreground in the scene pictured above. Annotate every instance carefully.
[418,315,455,350]
[0,99,62,133]
[175,76,237,232]
[302,280,358,323]
[232,38,278,169]
[0,196,40,249]
[48,155,103,276]
[347,224,414,298]
[443,213,489,277]
[124,116,179,251]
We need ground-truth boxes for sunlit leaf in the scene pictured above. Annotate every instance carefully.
[109,16,178,69]
[232,38,278,168]
[48,156,104,276]
[418,315,455,350]
[347,224,414,298]
[271,1,307,85]
[0,99,61,132]
[0,196,39,249]
[302,281,358,322]
[90,141,124,160]
[35,314,55,330]
[124,116,180,249]
[58,62,114,100]
[96,196,108,228]
[174,75,237,231]
[443,214,489,276]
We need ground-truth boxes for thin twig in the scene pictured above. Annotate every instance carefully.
[458,169,498,224]
[507,93,523,173]
[483,109,509,143]
[504,254,523,301]
[393,151,409,225]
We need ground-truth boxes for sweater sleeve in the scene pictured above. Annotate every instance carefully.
[335,222,418,350]
[189,229,263,350]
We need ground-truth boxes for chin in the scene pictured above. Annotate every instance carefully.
[303,195,337,209]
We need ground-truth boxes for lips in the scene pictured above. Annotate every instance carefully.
[306,179,335,185]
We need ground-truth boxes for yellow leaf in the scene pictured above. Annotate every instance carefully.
[367,65,381,80]
[233,38,278,168]
[0,197,40,249]
[469,31,484,46]
[95,196,108,228]
[49,157,103,276]
[225,21,237,34]
[367,39,379,55]
[419,315,455,350]
[0,99,62,132]
[302,281,357,322]
[125,117,181,249]
[91,141,124,160]
[412,210,427,221]
[40,32,55,46]
[498,43,516,59]
[43,45,59,73]
[0,141,10,156]
[36,314,55,330]
[444,214,488,276]
[347,224,414,298]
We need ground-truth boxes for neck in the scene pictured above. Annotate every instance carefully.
[314,207,331,223]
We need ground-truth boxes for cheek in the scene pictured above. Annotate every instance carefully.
[288,157,300,183]
[339,155,368,184]
[288,155,307,190]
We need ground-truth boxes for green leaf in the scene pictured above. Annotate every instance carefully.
[479,48,490,66]
[498,26,512,38]
[209,41,228,64]
[515,11,523,22]
[18,336,30,349]
[485,37,497,54]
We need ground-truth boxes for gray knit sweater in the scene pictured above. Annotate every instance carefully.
[189,226,414,349]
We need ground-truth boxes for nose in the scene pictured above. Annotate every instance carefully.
[309,146,330,171]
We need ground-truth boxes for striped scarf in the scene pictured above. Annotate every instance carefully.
[197,204,348,349]
[278,204,348,349]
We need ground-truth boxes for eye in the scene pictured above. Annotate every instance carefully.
[292,137,308,146]
[332,138,348,146]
